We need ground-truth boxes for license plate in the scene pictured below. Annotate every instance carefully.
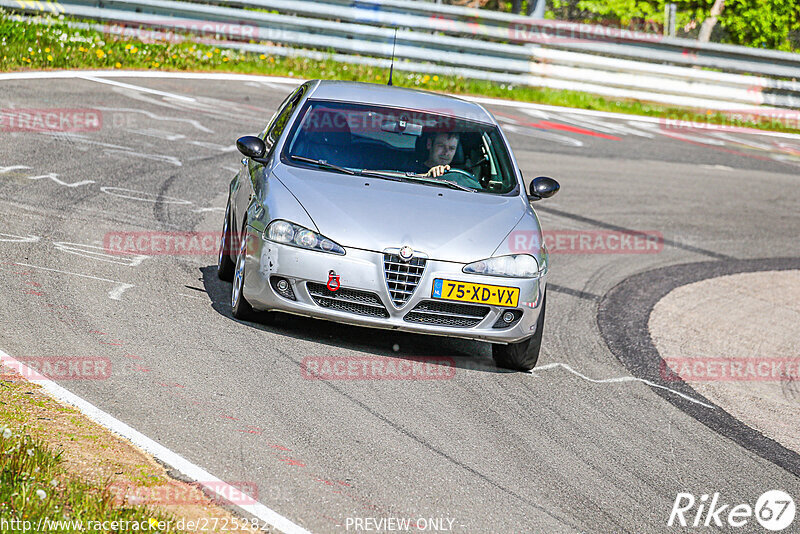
[431,279,519,307]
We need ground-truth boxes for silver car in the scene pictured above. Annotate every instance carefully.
[218,80,559,371]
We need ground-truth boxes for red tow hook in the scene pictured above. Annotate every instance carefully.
[326,270,340,292]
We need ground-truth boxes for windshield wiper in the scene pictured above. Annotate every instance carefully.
[402,173,476,192]
[290,155,355,175]
[354,169,404,181]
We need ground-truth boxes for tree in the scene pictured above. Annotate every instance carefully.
[698,0,724,41]
[557,0,800,50]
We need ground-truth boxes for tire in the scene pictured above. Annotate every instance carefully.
[492,291,546,371]
[231,222,255,320]
[217,203,235,281]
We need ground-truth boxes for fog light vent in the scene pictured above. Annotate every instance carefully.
[270,276,296,301]
[492,309,523,329]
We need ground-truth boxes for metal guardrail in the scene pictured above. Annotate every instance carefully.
[307,0,800,66]
[196,0,800,79]
[3,0,799,111]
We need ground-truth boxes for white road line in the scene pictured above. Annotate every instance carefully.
[79,75,198,102]
[0,70,300,85]
[13,262,123,283]
[191,207,226,213]
[2,70,797,140]
[559,112,655,138]
[11,262,135,301]
[27,173,96,188]
[100,186,192,205]
[461,95,800,141]
[532,362,714,409]
[0,165,32,173]
[97,107,214,134]
[0,348,312,534]
[0,233,40,243]
[501,123,583,147]
[108,283,135,301]
[53,242,149,267]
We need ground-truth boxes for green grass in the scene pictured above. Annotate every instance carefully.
[1,10,798,134]
[0,423,179,533]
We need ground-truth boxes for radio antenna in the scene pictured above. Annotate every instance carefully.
[388,28,397,86]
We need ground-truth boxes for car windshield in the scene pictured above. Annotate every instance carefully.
[282,100,519,194]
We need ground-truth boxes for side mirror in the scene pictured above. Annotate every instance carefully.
[528,176,560,201]
[236,136,267,161]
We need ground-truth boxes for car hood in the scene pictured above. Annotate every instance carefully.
[273,164,526,263]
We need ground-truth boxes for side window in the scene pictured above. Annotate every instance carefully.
[262,84,308,153]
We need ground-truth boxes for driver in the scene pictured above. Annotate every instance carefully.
[410,132,460,178]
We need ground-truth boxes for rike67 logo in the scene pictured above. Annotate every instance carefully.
[668,490,795,531]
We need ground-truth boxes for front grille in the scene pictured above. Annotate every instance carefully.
[307,282,389,318]
[384,253,426,307]
[403,300,489,328]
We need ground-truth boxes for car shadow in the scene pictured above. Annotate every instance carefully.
[199,266,510,374]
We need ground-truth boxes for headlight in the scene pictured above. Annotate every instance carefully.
[463,254,540,278]
[265,220,345,255]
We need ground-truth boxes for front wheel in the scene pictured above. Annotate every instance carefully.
[492,291,546,371]
[231,223,255,320]
[217,203,235,281]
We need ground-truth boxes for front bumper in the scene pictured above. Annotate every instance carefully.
[240,227,545,344]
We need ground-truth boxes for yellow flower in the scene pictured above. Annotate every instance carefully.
[130,47,138,54]
[268,57,274,63]
[96,49,105,58]
[259,54,266,60]
[47,55,53,61]
[205,52,213,58]
[115,62,121,68]
[214,48,220,53]
[433,75,439,81]
[222,57,229,62]
[171,54,177,59]
[125,44,132,49]
[152,61,159,67]
[44,47,50,53]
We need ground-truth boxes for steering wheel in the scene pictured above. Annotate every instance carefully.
[443,168,482,189]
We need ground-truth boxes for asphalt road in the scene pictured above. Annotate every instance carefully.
[1,72,799,533]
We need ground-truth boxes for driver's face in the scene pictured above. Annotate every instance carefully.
[427,134,458,166]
